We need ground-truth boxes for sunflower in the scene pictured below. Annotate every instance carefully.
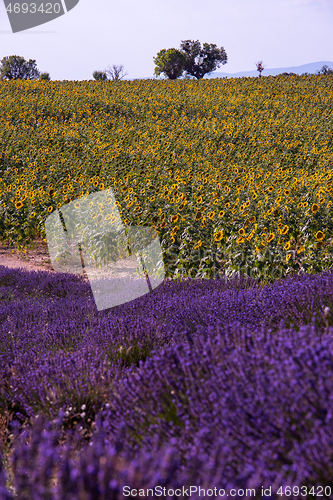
[284,241,291,250]
[171,214,179,223]
[315,231,324,241]
[281,225,289,235]
[267,233,275,243]
[239,228,246,236]
[312,204,319,214]
[214,230,223,241]
[30,212,36,218]
[196,196,203,204]
[15,201,23,209]
[207,211,215,220]
[218,210,225,217]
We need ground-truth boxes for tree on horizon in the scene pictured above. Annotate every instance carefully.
[256,61,265,78]
[0,55,41,80]
[180,39,228,79]
[153,48,187,80]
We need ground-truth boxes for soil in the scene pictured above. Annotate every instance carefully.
[0,240,57,274]
[0,239,175,283]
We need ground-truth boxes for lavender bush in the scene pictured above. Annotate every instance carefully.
[1,264,333,498]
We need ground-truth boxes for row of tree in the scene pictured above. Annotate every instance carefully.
[92,40,227,81]
[0,52,332,82]
[153,40,227,80]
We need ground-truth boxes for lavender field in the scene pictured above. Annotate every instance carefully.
[1,265,333,498]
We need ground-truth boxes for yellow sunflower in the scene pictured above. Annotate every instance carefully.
[214,230,223,241]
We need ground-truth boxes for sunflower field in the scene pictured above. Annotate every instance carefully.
[0,74,333,284]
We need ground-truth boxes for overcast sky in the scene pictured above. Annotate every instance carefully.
[0,0,332,80]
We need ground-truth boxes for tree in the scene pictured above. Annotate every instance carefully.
[105,64,128,81]
[256,61,265,78]
[153,48,187,79]
[39,72,50,81]
[93,65,128,82]
[179,40,228,79]
[93,70,108,81]
[0,55,40,80]
[316,64,333,75]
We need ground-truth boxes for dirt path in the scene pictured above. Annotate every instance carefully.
[0,241,174,283]
[0,240,57,273]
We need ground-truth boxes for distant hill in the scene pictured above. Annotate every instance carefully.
[204,61,333,79]
[130,61,333,80]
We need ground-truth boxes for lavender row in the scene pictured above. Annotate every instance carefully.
[2,320,333,498]
[1,265,333,423]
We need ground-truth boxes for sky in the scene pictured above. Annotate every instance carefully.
[0,0,332,80]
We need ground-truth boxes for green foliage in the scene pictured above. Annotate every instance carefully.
[93,71,108,81]
[39,72,51,81]
[180,39,228,79]
[0,55,40,81]
[153,48,187,80]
